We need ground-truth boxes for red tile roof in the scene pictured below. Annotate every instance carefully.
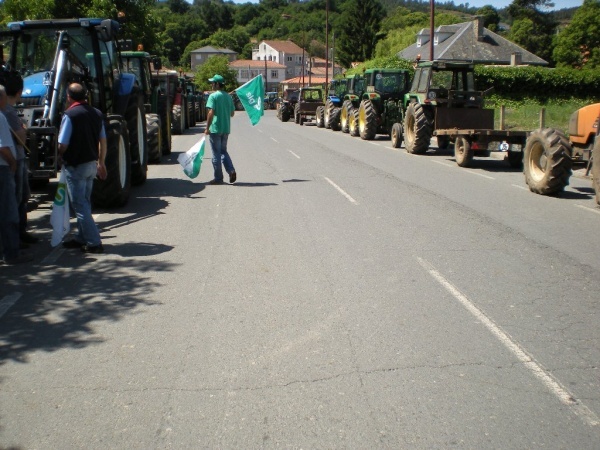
[230,59,286,69]
[262,40,304,54]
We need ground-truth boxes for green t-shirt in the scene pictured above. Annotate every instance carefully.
[206,90,235,134]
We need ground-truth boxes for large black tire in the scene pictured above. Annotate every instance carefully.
[592,133,600,205]
[404,102,432,154]
[158,94,172,155]
[92,119,131,208]
[454,136,473,167]
[359,99,377,140]
[147,113,162,164]
[340,101,353,133]
[391,122,403,148]
[316,106,325,128]
[349,109,360,137]
[184,97,192,129]
[524,128,573,195]
[172,104,184,135]
[330,108,341,131]
[294,104,300,124]
[127,95,148,186]
[281,107,290,122]
[324,100,336,129]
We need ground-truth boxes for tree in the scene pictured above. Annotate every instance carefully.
[194,55,237,91]
[507,0,557,62]
[476,5,500,31]
[336,0,386,67]
[553,0,600,68]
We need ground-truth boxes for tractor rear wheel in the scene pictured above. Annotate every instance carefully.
[127,95,148,185]
[454,136,473,167]
[324,100,335,129]
[404,102,432,154]
[349,109,360,137]
[592,133,600,205]
[92,119,131,208]
[172,104,184,135]
[359,99,377,140]
[391,123,403,148]
[158,94,171,155]
[147,113,162,164]
[524,128,573,195]
[281,107,290,122]
[316,106,325,128]
[340,101,352,133]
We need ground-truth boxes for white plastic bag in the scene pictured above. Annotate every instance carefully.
[50,170,70,247]
[177,136,205,179]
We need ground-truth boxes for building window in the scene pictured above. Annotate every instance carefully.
[268,55,272,61]
[297,56,302,63]
[271,70,278,79]
[241,70,249,78]
[195,54,202,61]
[287,56,292,62]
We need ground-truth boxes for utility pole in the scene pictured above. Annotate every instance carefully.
[325,0,329,90]
[429,0,435,61]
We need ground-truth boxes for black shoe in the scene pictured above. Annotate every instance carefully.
[20,232,39,244]
[208,179,224,185]
[81,244,104,254]
[63,239,84,249]
[229,172,237,184]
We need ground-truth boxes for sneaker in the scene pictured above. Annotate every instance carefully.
[208,179,224,185]
[81,244,104,254]
[20,232,40,244]
[3,252,33,265]
[63,239,84,249]
[229,172,237,184]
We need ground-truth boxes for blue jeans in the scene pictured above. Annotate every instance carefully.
[209,133,235,182]
[64,161,101,246]
[0,165,20,260]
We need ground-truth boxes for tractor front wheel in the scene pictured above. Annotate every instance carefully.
[359,99,377,140]
[391,123,403,148]
[316,106,325,128]
[404,102,432,154]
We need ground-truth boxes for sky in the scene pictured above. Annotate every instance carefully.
[222,0,583,11]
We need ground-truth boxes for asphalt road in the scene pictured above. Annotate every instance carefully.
[1,111,599,449]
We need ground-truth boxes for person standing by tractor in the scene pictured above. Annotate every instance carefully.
[204,74,236,185]
[0,85,32,264]
[2,72,39,246]
[58,83,107,254]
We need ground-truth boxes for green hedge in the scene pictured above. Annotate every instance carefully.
[345,57,600,102]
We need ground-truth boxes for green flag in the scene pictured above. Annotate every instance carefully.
[235,74,264,126]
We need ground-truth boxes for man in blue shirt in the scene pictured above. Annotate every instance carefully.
[205,74,236,185]
[58,83,107,253]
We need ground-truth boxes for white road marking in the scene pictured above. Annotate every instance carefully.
[574,204,600,215]
[271,137,279,143]
[257,129,263,133]
[42,246,65,265]
[288,149,301,159]
[367,141,381,147]
[0,292,22,319]
[323,177,357,204]
[512,184,529,191]
[417,256,599,427]
[431,160,495,179]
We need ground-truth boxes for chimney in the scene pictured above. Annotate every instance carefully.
[510,52,522,66]
[474,17,484,42]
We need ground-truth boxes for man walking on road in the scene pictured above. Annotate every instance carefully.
[205,74,236,185]
[58,83,107,254]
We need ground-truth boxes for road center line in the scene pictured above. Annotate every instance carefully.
[417,256,599,427]
[323,177,357,204]
[431,160,495,179]
[512,184,529,191]
[288,149,301,159]
[574,204,600,215]
[0,292,22,319]
[271,137,279,143]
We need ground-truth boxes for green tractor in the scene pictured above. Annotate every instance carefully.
[152,69,177,154]
[357,69,411,143]
[120,49,168,163]
[322,79,345,130]
[339,74,366,135]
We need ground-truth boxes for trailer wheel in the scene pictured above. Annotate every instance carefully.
[524,128,572,195]
[147,113,162,163]
[128,96,148,185]
[349,109,360,137]
[454,136,473,167]
[591,133,600,205]
[404,102,432,154]
[340,101,352,133]
[92,119,131,208]
[359,99,377,140]
[390,123,403,148]
[316,106,325,128]
[330,107,341,131]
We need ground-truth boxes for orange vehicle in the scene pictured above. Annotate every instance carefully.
[568,103,600,165]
